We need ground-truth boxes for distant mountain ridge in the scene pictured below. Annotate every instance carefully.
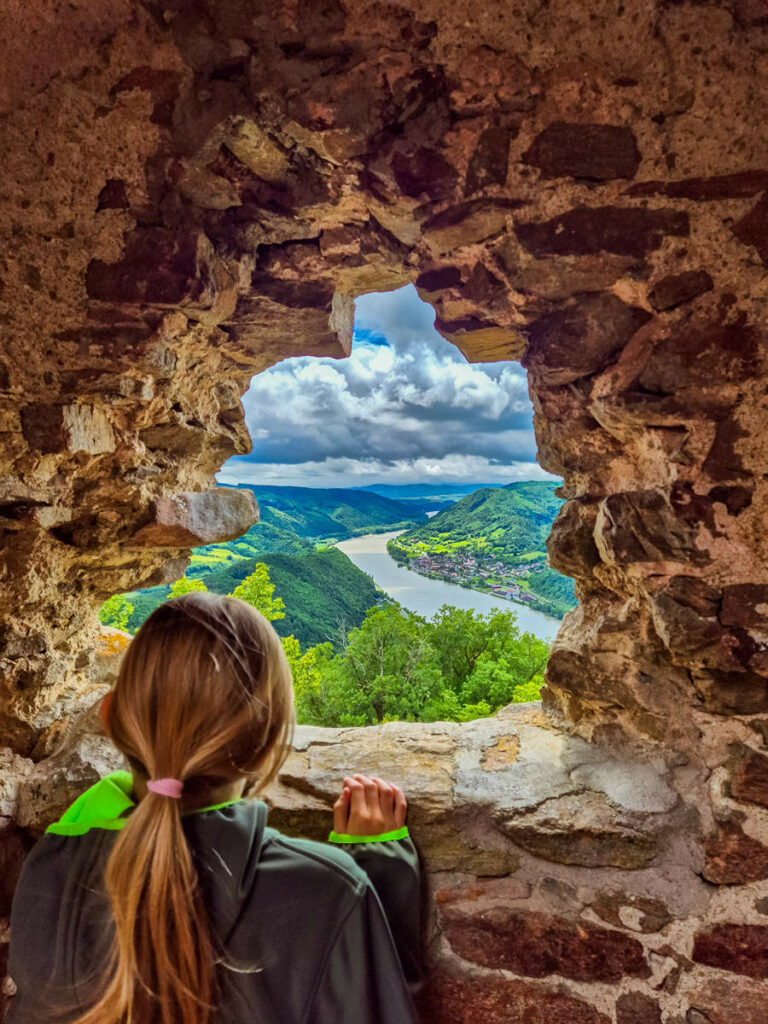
[232,483,429,540]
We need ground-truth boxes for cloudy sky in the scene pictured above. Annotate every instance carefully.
[217,285,554,489]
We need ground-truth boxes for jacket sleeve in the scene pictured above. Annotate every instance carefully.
[329,835,424,987]
[308,880,417,1024]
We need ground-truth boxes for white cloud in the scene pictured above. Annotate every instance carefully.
[218,284,549,488]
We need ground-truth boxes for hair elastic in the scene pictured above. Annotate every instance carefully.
[146,778,184,799]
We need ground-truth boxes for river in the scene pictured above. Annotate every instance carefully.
[336,530,562,642]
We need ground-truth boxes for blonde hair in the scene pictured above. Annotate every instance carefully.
[77,592,295,1024]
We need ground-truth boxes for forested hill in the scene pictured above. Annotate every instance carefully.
[400,481,563,560]
[390,481,576,619]
[203,548,382,648]
[232,484,428,541]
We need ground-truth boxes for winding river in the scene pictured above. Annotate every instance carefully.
[336,530,562,642]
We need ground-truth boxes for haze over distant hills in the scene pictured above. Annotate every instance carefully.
[232,483,433,538]
[354,482,503,503]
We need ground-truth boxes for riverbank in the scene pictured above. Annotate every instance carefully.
[336,530,561,642]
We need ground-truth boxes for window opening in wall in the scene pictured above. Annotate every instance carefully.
[102,286,576,725]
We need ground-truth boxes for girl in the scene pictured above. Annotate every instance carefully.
[8,592,423,1023]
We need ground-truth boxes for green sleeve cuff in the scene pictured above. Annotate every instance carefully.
[328,826,410,844]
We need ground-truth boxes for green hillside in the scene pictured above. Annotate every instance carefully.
[121,482,408,645]
[233,484,427,540]
[400,481,561,559]
[390,481,576,618]
[205,548,382,647]
[125,548,381,648]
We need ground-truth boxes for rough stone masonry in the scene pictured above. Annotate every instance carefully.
[1,0,767,1020]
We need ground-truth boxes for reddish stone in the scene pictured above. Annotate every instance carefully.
[96,178,129,211]
[627,170,768,199]
[415,971,610,1024]
[110,67,182,127]
[546,500,600,578]
[523,293,651,386]
[637,319,760,394]
[19,403,65,453]
[650,579,723,660]
[441,907,649,982]
[415,266,463,293]
[516,205,688,258]
[690,976,768,1024]
[733,194,768,266]
[703,820,768,883]
[708,485,753,515]
[465,124,512,194]
[693,669,768,715]
[693,924,768,978]
[616,991,662,1024]
[729,747,768,808]
[86,229,206,305]
[391,146,458,199]
[523,122,641,180]
[648,270,714,311]
[721,586,768,631]
[703,417,754,482]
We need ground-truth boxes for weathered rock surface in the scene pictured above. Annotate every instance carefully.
[1,1,767,1021]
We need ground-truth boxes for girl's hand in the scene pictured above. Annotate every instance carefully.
[333,774,408,836]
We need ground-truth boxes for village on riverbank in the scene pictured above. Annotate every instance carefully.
[384,536,569,619]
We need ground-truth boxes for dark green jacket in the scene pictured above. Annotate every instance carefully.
[8,772,423,1023]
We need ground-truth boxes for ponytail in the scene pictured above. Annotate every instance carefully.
[75,593,295,1023]
[77,793,216,1024]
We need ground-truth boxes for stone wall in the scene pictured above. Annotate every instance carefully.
[1,0,768,1020]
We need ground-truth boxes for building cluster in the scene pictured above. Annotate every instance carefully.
[407,550,542,603]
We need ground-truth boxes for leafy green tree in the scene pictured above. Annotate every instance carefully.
[281,635,334,723]
[98,594,134,632]
[168,576,208,598]
[230,563,285,621]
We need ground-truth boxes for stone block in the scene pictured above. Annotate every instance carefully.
[721,586,768,632]
[496,791,659,869]
[415,971,610,1023]
[596,490,705,566]
[465,124,512,194]
[729,747,768,808]
[627,170,768,199]
[703,819,768,883]
[441,906,649,981]
[522,293,651,387]
[516,206,688,258]
[689,976,768,1024]
[692,924,768,978]
[523,122,641,180]
[616,991,662,1024]
[422,198,524,253]
[86,228,210,306]
[649,271,714,311]
[732,194,768,266]
[693,669,768,715]
[391,146,459,200]
[18,401,115,455]
[129,488,259,548]
[591,892,672,933]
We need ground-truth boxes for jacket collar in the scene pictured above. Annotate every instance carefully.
[46,771,245,836]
